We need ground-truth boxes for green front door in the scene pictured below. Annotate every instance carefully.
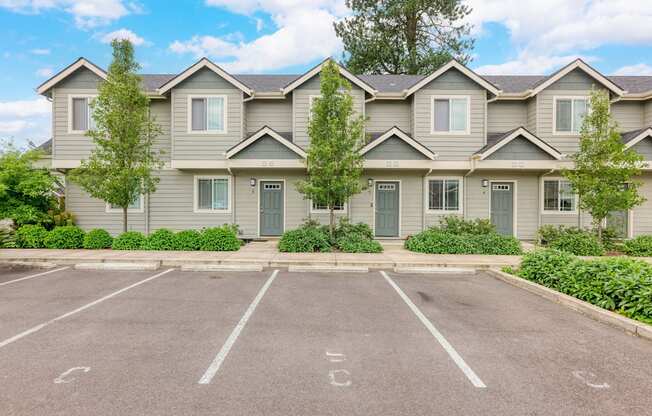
[375,181,399,237]
[260,181,284,236]
[491,182,514,236]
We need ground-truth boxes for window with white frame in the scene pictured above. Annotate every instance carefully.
[543,179,576,212]
[190,96,226,133]
[195,176,230,212]
[107,195,143,213]
[427,178,461,212]
[555,97,588,133]
[432,96,469,134]
[70,96,96,132]
[311,198,346,213]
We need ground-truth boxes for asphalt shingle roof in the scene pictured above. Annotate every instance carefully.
[621,127,652,144]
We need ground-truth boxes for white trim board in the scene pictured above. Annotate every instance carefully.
[193,175,233,214]
[479,127,562,160]
[158,58,252,95]
[529,59,626,97]
[552,96,589,136]
[226,126,307,159]
[423,176,464,215]
[186,94,228,135]
[360,126,436,160]
[404,60,501,97]
[539,176,578,216]
[37,58,107,95]
[624,128,652,148]
[282,58,377,96]
[67,94,97,135]
[429,95,471,136]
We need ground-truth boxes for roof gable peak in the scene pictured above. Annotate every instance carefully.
[404,60,501,97]
[157,57,252,95]
[529,59,625,97]
[281,58,377,95]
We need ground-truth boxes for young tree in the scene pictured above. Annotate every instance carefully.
[297,60,366,236]
[563,89,646,239]
[70,40,162,232]
[334,0,474,75]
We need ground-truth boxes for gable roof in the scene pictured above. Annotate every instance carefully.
[622,127,652,148]
[36,58,107,95]
[404,60,501,97]
[475,127,562,160]
[281,59,377,96]
[226,126,306,159]
[360,127,436,160]
[528,59,625,97]
[157,58,253,95]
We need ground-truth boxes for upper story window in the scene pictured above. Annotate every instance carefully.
[69,95,96,133]
[194,176,231,213]
[554,97,588,134]
[543,179,576,213]
[189,95,227,134]
[432,96,469,135]
[427,177,462,213]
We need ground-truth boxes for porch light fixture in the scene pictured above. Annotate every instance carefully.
[250,178,257,188]
[481,179,489,188]
[367,178,374,188]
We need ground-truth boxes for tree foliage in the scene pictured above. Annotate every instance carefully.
[0,142,58,226]
[296,60,366,235]
[563,89,646,237]
[69,39,162,232]
[334,0,474,75]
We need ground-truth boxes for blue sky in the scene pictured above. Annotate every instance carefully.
[1,0,652,147]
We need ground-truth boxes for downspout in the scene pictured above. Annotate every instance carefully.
[464,157,478,220]
[422,168,433,231]
[145,192,150,235]
[228,167,236,227]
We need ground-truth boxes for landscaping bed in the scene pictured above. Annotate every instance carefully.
[278,219,383,253]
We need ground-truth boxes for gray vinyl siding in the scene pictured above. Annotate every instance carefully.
[231,136,301,159]
[364,137,428,160]
[244,98,292,134]
[526,97,537,133]
[366,100,411,134]
[171,67,243,160]
[486,137,555,160]
[633,173,652,236]
[150,99,172,163]
[487,101,527,133]
[645,101,652,127]
[611,101,644,132]
[293,74,365,148]
[632,138,652,159]
[413,68,486,160]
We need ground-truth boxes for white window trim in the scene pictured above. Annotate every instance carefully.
[105,195,145,214]
[540,177,578,215]
[424,176,464,214]
[68,94,97,134]
[310,199,348,214]
[308,95,322,121]
[553,96,588,136]
[193,175,233,213]
[187,94,228,135]
[430,95,471,136]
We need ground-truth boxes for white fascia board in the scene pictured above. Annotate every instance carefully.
[158,58,252,95]
[404,60,501,97]
[360,127,435,160]
[529,59,626,97]
[36,58,107,95]
[624,128,652,148]
[226,127,306,159]
[479,128,562,160]
[281,59,377,96]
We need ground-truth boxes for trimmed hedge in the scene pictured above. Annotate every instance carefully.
[622,235,652,257]
[515,249,652,324]
[279,219,382,253]
[112,231,146,250]
[278,224,331,253]
[199,225,241,251]
[83,229,113,249]
[43,226,85,249]
[16,224,48,248]
[144,228,177,250]
[405,229,521,255]
[174,229,201,251]
[336,232,382,253]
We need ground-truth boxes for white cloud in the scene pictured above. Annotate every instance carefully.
[614,63,652,76]
[35,67,54,77]
[0,120,31,134]
[0,0,138,28]
[0,98,51,118]
[475,52,594,75]
[30,48,50,55]
[99,28,147,46]
[0,97,51,145]
[170,0,346,72]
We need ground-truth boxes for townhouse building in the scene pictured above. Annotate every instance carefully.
[36,57,652,239]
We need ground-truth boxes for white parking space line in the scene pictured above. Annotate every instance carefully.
[199,269,279,385]
[380,271,487,389]
[0,266,70,287]
[0,268,175,350]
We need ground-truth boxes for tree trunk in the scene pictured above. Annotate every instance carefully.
[329,207,335,239]
[405,11,418,74]
[122,207,128,233]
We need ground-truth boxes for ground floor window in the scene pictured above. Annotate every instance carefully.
[311,199,346,213]
[543,179,576,212]
[427,178,461,213]
[195,176,231,212]
[106,195,143,213]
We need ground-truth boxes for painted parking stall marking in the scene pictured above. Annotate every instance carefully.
[54,367,91,384]
[0,266,69,287]
[0,268,175,350]
[198,269,279,385]
[380,271,486,389]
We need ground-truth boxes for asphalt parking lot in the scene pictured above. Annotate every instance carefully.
[1,265,651,415]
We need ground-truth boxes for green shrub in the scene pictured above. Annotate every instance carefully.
[200,225,241,251]
[405,229,521,255]
[43,226,85,249]
[144,228,177,250]
[0,227,16,248]
[83,229,113,249]
[279,224,331,252]
[333,218,374,241]
[518,249,578,289]
[549,231,604,256]
[622,235,652,257]
[174,229,201,251]
[16,224,48,248]
[336,232,383,253]
[112,231,146,250]
[438,216,495,235]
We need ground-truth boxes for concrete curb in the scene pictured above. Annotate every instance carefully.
[0,260,59,269]
[485,268,652,342]
[288,265,369,273]
[74,262,160,271]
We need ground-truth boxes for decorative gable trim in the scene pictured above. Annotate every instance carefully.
[623,127,652,149]
[404,60,501,97]
[36,58,107,95]
[157,58,252,95]
[477,127,562,160]
[226,126,306,159]
[360,127,436,160]
[281,58,377,96]
[529,59,626,97]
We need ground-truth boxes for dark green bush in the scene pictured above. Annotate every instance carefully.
[0,227,16,248]
[200,225,241,251]
[333,218,373,241]
[144,228,177,250]
[112,231,146,250]
[174,229,201,251]
[405,229,521,255]
[549,231,604,256]
[43,226,85,249]
[337,232,383,253]
[16,224,48,248]
[438,216,495,235]
[622,235,652,257]
[278,223,331,252]
[517,249,578,289]
[83,229,113,249]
